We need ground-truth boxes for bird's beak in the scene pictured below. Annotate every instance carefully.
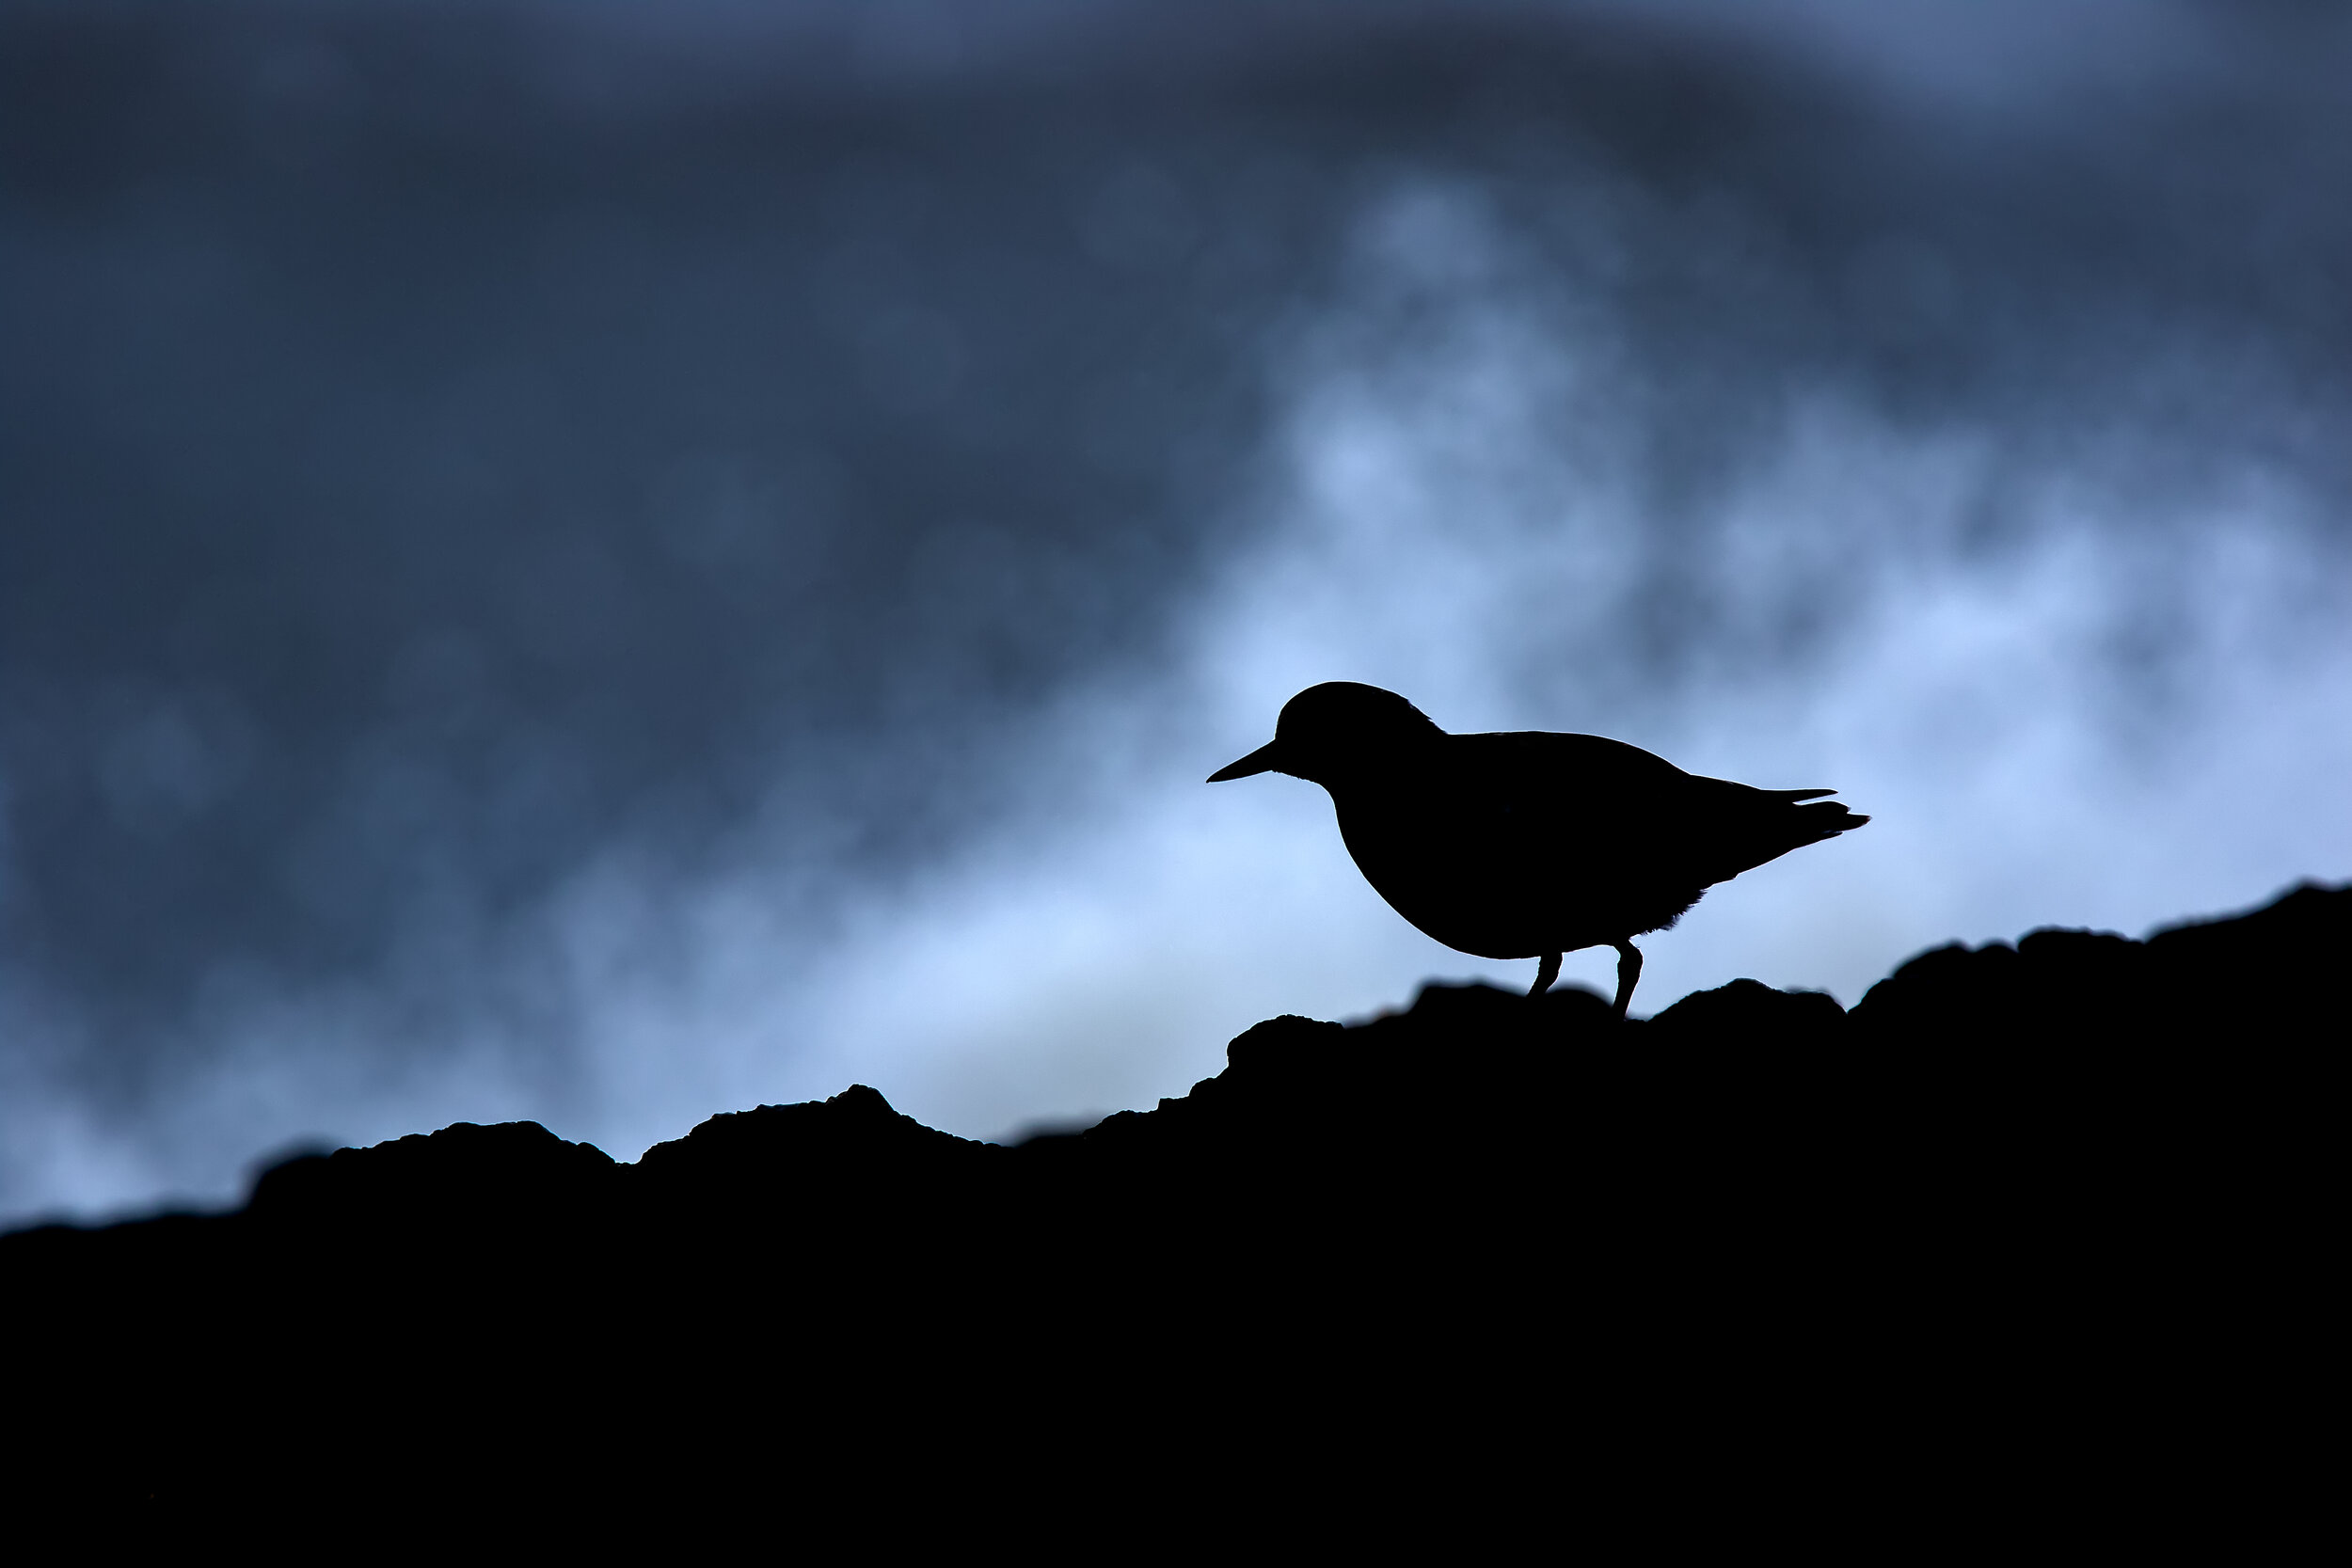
[1207,740,1283,783]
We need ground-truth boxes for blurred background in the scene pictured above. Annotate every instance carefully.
[5,0,2347,1226]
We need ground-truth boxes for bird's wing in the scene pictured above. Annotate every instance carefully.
[1439,731,1693,844]
[1443,734,1860,885]
[1451,731,1689,797]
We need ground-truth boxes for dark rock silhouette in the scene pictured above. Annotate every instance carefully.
[10,881,2337,1525]
[1209,683,1867,1016]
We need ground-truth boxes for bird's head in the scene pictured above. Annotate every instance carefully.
[1207,682,1444,787]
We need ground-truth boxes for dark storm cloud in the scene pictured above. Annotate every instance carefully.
[4,0,2348,1220]
[3,2,1295,1038]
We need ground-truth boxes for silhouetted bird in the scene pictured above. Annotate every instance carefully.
[1209,683,1867,1019]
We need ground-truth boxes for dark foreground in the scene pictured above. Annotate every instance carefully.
[12,884,2340,1536]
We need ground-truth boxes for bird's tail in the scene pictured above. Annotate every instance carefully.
[1688,780,1870,883]
[1775,790,1868,847]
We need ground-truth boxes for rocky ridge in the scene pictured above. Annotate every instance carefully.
[10,881,2340,1525]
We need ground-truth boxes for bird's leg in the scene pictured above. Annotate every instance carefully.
[1529,952,1561,998]
[1610,941,1644,1021]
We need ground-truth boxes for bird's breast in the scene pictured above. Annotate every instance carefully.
[1331,789,1556,959]
[1327,779,1703,959]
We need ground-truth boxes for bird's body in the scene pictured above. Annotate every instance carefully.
[1209,684,1867,1017]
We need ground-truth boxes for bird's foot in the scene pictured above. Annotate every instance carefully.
[1610,941,1644,1021]
[1529,952,1561,998]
